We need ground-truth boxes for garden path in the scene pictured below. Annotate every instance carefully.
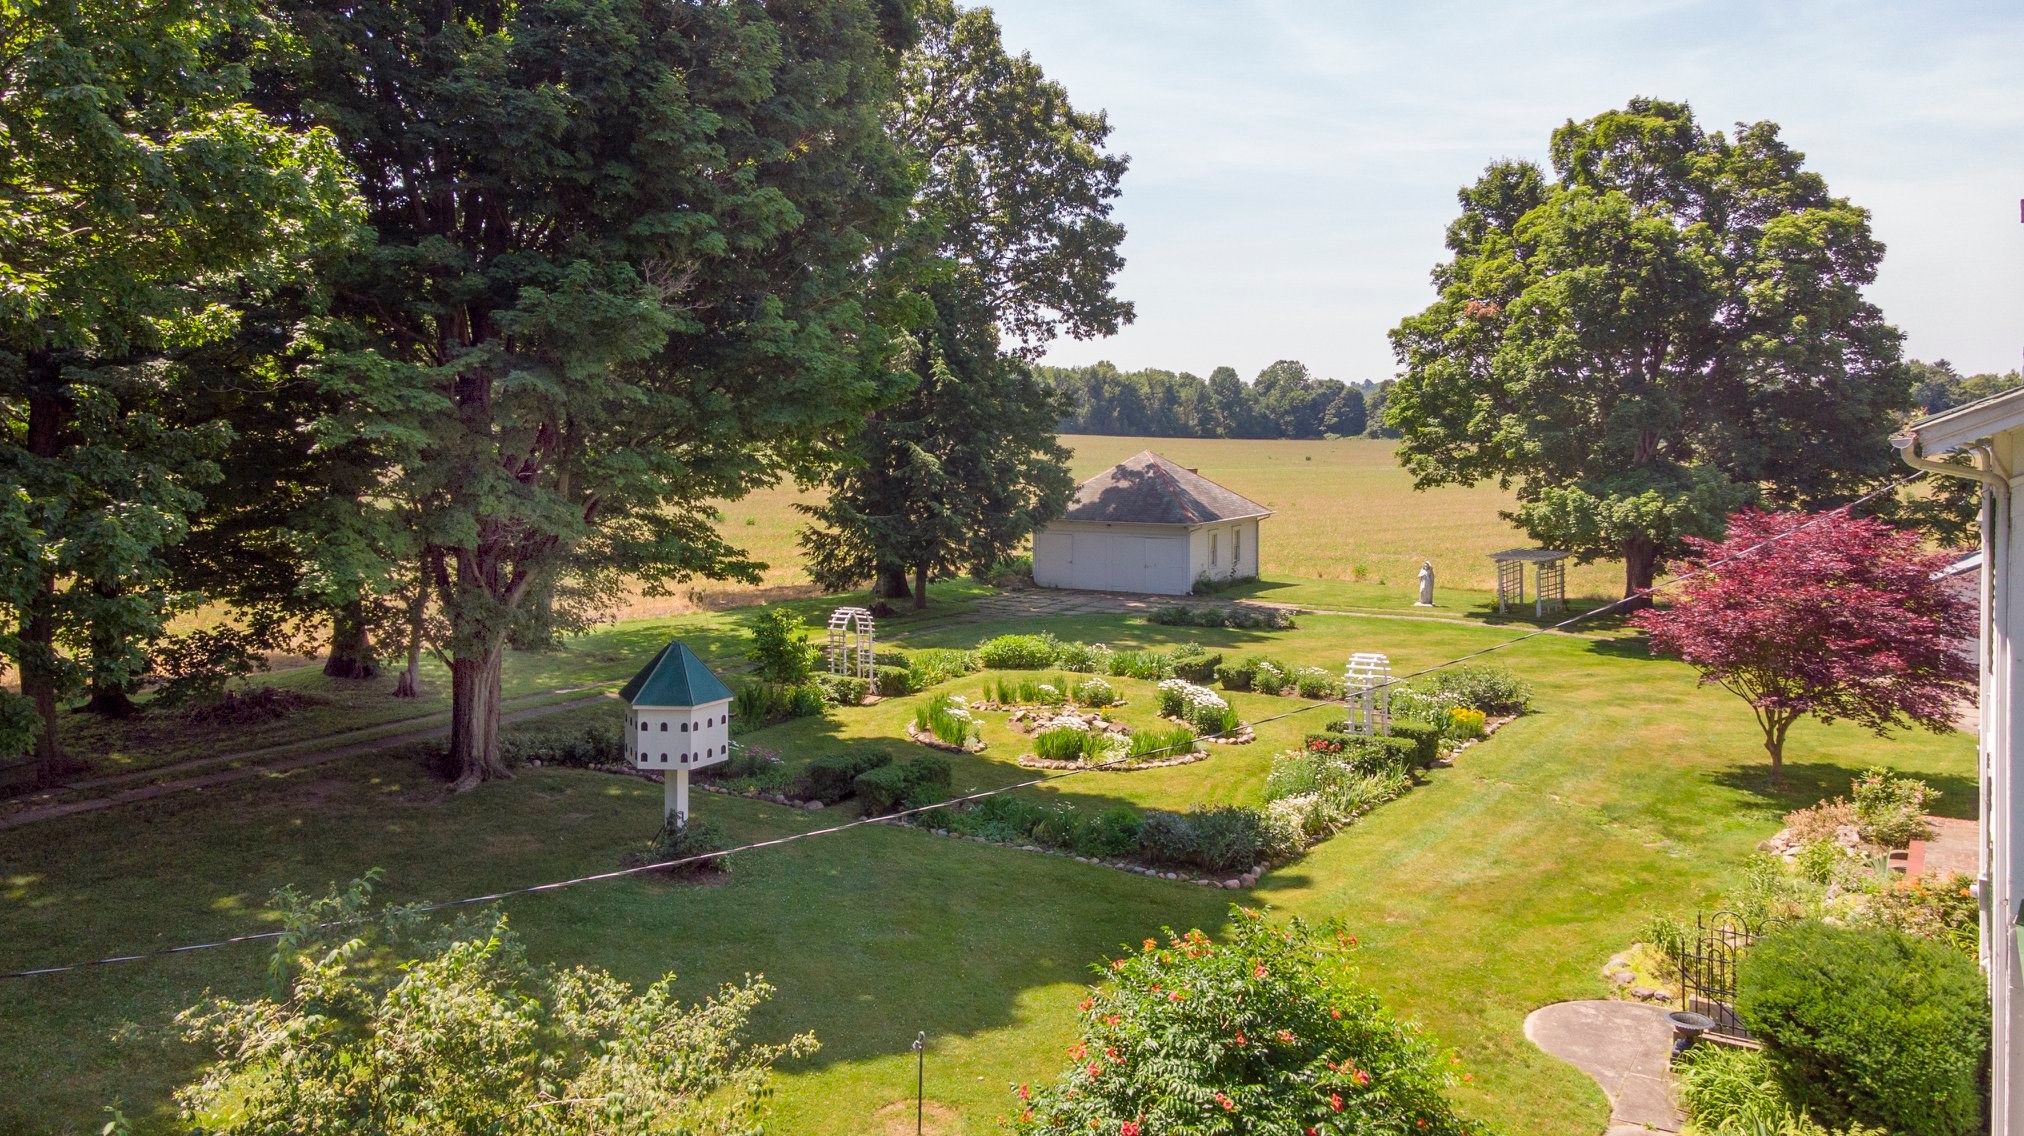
[1523,1000,1682,1135]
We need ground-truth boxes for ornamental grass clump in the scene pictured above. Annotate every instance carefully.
[914,694,978,749]
[1034,724,1095,763]
[907,648,978,689]
[1127,724,1197,763]
[1107,649,1172,681]
[1005,908,1478,1136]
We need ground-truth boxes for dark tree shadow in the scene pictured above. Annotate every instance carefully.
[1708,760,1980,821]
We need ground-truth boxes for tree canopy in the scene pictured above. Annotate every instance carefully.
[797,0,1123,606]
[1387,98,1911,599]
[0,0,358,779]
[260,0,918,787]
[1042,362,1373,440]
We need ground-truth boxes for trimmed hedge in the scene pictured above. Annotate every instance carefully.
[977,634,1060,669]
[805,750,893,804]
[1138,805,1266,874]
[855,754,953,814]
[1389,719,1442,768]
[1737,921,1989,1136]
[872,664,915,696]
[1302,731,1415,774]
[811,672,869,706]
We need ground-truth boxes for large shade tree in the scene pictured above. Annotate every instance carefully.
[261,0,917,788]
[0,0,357,780]
[798,0,1128,607]
[1387,99,1911,601]
[1632,509,1975,784]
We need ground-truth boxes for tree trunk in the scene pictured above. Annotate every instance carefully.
[1763,714,1793,788]
[912,563,930,611]
[507,570,558,652]
[392,582,426,699]
[22,383,80,783]
[323,599,381,680]
[83,578,137,718]
[447,638,511,791]
[874,565,911,601]
[1619,536,1661,610]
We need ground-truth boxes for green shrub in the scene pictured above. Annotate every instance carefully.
[1418,665,1531,715]
[1737,921,1989,1136]
[872,647,911,669]
[631,816,729,873]
[501,722,621,768]
[913,693,978,748]
[1851,767,1937,848]
[1248,657,1288,695]
[1445,706,1487,739]
[1214,657,1255,691]
[811,672,869,706]
[1389,719,1442,769]
[1674,1043,1793,1136]
[805,750,894,804]
[1136,805,1267,874]
[1071,806,1143,858]
[1006,908,1468,1136]
[732,683,773,724]
[1224,603,1295,630]
[1291,665,1340,699]
[1146,603,1226,627]
[747,608,816,685]
[943,795,1052,843]
[872,664,914,696]
[1300,732,1415,774]
[730,681,825,726]
[906,648,977,689]
[1054,640,1109,673]
[1167,643,1221,683]
[715,743,775,780]
[853,754,952,814]
[978,634,1060,669]
[1072,677,1117,707]
[786,682,826,718]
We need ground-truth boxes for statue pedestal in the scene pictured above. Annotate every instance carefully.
[1413,602,1437,608]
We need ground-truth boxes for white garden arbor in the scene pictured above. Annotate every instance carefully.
[1489,548,1569,617]
[827,606,877,692]
[1343,652,1393,736]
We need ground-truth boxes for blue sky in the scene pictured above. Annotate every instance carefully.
[988,0,2023,384]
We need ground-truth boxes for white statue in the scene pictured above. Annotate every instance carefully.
[1416,560,1435,606]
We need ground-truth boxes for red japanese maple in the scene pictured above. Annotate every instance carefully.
[1632,509,1976,783]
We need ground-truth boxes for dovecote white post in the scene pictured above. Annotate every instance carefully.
[621,640,734,829]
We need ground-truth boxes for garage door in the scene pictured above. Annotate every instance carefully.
[1067,534,1182,593]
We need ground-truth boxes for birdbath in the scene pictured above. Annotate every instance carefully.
[1665,1010,1716,1063]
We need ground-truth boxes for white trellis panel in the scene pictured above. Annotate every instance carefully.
[827,606,877,691]
[1343,652,1392,737]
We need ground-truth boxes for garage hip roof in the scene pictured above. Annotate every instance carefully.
[1059,451,1272,526]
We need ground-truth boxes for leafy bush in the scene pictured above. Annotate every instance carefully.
[805,749,894,804]
[1074,806,1143,858]
[172,878,812,1135]
[1859,873,1979,956]
[1147,604,1296,630]
[1156,679,1235,734]
[811,672,869,706]
[501,722,621,768]
[942,794,1053,843]
[872,664,914,696]
[1292,665,1340,699]
[1167,643,1221,683]
[747,608,816,685]
[914,693,978,748]
[906,648,978,689]
[1007,908,1473,1136]
[978,634,1061,669]
[1054,640,1110,673]
[1224,603,1295,630]
[1300,732,1415,774]
[1073,677,1117,707]
[1214,657,1255,691]
[854,754,952,814]
[1147,603,1227,627]
[1851,767,1936,848]
[1249,658,1288,695]
[1137,805,1266,873]
[786,682,826,718]
[1106,649,1172,680]
[1388,719,1442,769]
[1418,665,1531,715]
[629,816,729,873]
[1737,921,1989,1136]
[730,681,826,726]
[872,647,911,669]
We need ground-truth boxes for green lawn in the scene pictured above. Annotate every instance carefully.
[0,598,1976,1135]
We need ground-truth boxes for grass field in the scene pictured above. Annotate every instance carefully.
[679,435,1624,613]
[0,597,1975,1135]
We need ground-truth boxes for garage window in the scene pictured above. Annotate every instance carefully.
[1233,527,1242,566]
[1209,532,1219,566]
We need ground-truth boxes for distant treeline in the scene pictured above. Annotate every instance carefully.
[1038,360,1398,440]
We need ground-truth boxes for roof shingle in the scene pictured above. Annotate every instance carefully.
[1056,452,1272,526]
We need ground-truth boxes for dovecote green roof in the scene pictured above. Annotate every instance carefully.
[619,641,733,707]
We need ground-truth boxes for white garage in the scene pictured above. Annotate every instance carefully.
[1032,451,1271,596]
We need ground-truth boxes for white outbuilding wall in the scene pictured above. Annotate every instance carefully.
[628,698,732,771]
[1187,518,1261,585]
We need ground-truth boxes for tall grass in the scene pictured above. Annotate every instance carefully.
[913,694,976,748]
[1128,724,1198,762]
